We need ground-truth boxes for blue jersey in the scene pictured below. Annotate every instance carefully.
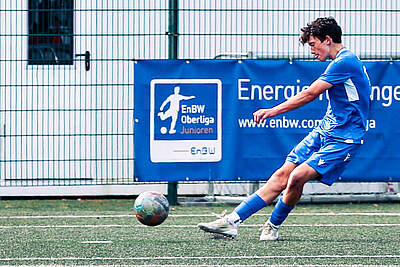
[316,48,371,143]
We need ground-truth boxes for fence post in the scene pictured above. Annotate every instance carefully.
[167,0,179,205]
[168,0,179,60]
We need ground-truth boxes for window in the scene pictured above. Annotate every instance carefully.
[28,0,73,65]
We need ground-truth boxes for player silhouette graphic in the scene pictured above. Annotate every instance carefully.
[157,86,195,134]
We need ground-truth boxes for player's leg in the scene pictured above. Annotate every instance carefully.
[260,138,362,241]
[259,131,322,241]
[260,163,319,241]
[256,161,297,204]
[169,112,178,133]
[283,163,321,206]
[157,110,167,120]
[197,130,319,239]
[197,161,296,238]
[232,161,297,222]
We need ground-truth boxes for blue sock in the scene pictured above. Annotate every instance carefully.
[269,198,294,227]
[233,193,267,222]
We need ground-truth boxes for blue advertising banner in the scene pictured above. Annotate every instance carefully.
[134,60,400,182]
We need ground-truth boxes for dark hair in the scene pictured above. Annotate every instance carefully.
[300,17,342,44]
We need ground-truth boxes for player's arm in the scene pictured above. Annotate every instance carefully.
[181,95,195,100]
[159,96,171,111]
[253,79,332,124]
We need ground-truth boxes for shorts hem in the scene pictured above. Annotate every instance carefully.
[305,162,336,186]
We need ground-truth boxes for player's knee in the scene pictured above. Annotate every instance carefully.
[272,167,290,189]
[287,169,308,189]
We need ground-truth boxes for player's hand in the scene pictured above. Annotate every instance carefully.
[253,108,275,124]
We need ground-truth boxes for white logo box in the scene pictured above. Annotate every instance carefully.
[150,79,222,163]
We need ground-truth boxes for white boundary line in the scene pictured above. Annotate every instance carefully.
[0,223,400,229]
[12,266,392,267]
[0,264,390,267]
[0,266,367,267]
[0,212,400,219]
[0,266,340,267]
[0,255,399,261]
[80,241,113,244]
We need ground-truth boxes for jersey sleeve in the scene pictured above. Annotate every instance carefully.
[319,58,351,85]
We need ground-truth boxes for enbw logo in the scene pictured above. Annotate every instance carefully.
[150,79,222,162]
[190,146,216,155]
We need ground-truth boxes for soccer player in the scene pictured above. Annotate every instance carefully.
[158,86,195,134]
[197,17,371,240]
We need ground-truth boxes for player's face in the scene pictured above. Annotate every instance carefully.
[308,35,330,61]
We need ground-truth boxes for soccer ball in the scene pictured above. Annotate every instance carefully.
[134,191,169,226]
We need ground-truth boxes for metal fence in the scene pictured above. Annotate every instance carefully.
[137,0,399,60]
[0,0,399,192]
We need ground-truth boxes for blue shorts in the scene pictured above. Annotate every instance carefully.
[286,130,362,186]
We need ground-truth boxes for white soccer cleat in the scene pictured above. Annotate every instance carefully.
[197,211,238,239]
[259,221,279,241]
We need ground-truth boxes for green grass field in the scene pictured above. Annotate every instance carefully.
[0,199,399,266]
